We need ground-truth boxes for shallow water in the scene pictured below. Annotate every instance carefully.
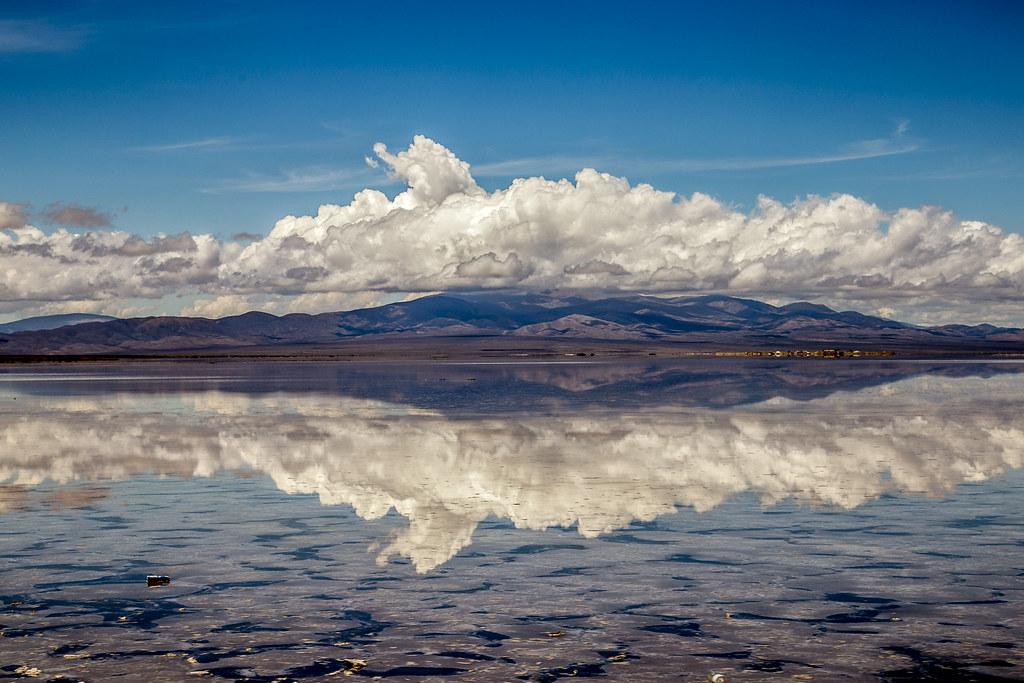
[1,360,1022,681]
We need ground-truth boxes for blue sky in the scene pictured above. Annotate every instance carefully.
[3,1,1024,325]
[2,0,1022,238]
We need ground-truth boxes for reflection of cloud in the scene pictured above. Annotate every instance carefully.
[0,484,30,513]
[1,377,1022,572]
[43,485,110,511]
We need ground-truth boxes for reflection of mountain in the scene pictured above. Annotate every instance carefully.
[2,374,1022,572]
[322,360,1024,411]
[3,358,1022,411]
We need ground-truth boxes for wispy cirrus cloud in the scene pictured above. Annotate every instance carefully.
[130,137,235,153]
[130,128,364,155]
[205,166,378,194]
[0,20,86,54]
[473,155,612,177]
[473,124,920,177]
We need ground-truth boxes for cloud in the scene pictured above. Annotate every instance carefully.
[0,227,222,303]
[43,202,112,228]
[473,125,918,177]
[0,202,28,229]
[218,135,1021,316]
[454,251,531,282]
[179,290,391,319]
[180,294,265,319]
[284,265,329,282]
[647,140,918,172]
[372,136,481,206]
[206,166,377,193]
[0,20,85,54]
[131,137,234,153]
[3,135,1024,324]
[564,259,629,276]
[473,154,610,177]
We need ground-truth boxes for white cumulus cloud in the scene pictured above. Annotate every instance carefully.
[3,135,1024,324]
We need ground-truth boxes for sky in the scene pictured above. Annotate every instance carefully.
[1,0,1024,324]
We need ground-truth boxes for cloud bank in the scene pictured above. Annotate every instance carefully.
[3,135,1024,323]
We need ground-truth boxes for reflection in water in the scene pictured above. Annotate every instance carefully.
[2,363,1024,681]
[2,370,1022,571]
[4,357,1022,409]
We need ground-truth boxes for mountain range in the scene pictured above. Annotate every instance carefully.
[1,293,1022,356]
[0,313,117,334]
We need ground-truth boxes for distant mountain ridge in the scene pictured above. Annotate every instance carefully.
[1,293,1022,355]
[0,313,118,334]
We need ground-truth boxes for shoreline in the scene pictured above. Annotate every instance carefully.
[2,335,1024,365]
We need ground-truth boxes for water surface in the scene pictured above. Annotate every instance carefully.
[1,360,1022,681]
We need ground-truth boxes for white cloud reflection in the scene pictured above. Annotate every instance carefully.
[1,373,1021,571]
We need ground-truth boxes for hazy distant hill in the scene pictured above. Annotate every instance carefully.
[1,293,1022,355]
[0,313,118,334]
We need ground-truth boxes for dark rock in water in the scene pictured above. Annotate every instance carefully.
[518,660,607,682]
[374,665,467,677]
[472,628,511,641]
[640,621,704,637]
[146,575,170,588]
[877,646,1020,682]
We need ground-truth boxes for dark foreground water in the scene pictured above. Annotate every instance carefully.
[1,360,1022,682]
